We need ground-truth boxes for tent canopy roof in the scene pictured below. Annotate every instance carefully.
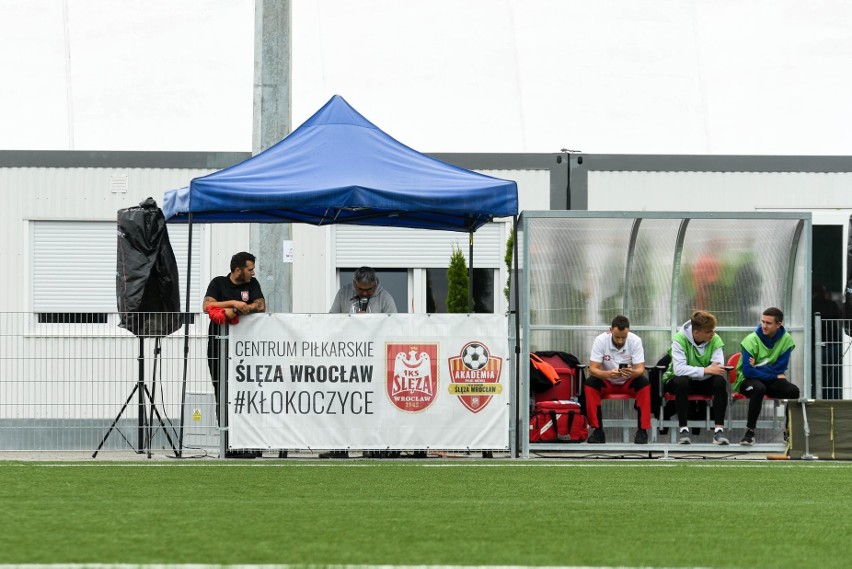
[163,95,518,232]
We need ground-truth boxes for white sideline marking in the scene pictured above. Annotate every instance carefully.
[0,565,709,569]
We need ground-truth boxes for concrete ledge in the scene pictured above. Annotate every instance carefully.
[527,442,786,458]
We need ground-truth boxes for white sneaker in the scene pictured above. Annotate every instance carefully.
[678,430,691,444]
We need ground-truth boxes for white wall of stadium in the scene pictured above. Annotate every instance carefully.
[0,152,551,322]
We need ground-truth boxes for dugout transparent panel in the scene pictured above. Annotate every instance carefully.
[518,211,811,416]
[529,328,676,369]
[675,219,797,327]
[524,214,806,331]
[626,218,681,327]
[527,218,631,326]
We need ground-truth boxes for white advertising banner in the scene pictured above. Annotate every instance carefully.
[227,313,510,451]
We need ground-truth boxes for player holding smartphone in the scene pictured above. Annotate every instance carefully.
[585,315,651,445]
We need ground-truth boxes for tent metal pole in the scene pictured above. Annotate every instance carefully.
[176,213,193,457]
[468,228,474,313]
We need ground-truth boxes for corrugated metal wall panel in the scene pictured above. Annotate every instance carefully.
[168,224,204,312]
[292,224,332,314]
[292,167,543,312]
[31,221,203,313]
[4,167,212,220]
[589,171,852,211]
[481,168,551,211]
[7,163,542,314]
[2,166,215,312]
[334,223,507,268]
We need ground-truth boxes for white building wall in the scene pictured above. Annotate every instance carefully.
[291,223,331,314]
[586,168,852,303]
[588,171,852,213]
[3,163,548,316]
[0,165,237,313]
[205,224,252,285]
[0,164,237,421]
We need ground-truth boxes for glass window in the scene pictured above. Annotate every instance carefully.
[426,268,495,313]
[339,269,409,313]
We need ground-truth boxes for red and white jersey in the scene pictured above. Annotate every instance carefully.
[589,331,645,385]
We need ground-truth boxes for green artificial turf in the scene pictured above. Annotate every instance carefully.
[0,460,850,568]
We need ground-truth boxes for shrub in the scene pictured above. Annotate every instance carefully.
[446,245,469,313]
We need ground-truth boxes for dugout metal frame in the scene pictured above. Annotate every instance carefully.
[513,211,812,458]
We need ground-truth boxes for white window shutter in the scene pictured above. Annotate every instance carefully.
[32,221,202,313]
[33,221,117,312]
[335,224,505,268]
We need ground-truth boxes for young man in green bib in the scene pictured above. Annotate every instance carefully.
[733,307,799,445]
[662,310,730,445]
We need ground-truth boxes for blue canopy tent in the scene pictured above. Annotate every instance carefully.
[163,93,519,317]
[162,95,519,455]
[163,95,518,231]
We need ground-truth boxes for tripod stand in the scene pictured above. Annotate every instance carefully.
[93,336,180,458]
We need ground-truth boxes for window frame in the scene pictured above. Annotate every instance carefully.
[29,219,203,334]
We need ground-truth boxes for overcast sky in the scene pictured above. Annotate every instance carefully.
[3,0,851,155]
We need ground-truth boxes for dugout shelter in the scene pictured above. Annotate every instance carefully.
[514,210,812,457]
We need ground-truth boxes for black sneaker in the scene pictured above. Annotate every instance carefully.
[740,430,756,446]
[278,450,288,458]
[678,429,691,444]
[587,428,606,444]
[634,429,648,444]
[713,431,730,445]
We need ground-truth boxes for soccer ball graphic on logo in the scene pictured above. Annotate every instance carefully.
[461,343,490,370]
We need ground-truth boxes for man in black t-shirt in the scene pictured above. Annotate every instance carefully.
[204,252,265,457]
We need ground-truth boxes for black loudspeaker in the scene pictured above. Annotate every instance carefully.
[116,197,182,337]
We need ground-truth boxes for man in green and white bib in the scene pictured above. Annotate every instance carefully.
[734,307,799,445]
[662,310,730,445]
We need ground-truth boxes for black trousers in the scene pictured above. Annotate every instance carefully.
[738,377,800,430]
[207,337,223,425]
[663,374,728,428]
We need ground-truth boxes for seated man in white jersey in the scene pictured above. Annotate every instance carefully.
[585,315,651,444]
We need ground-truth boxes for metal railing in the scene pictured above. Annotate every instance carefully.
[0,312,217,455]
[813,316,852,401]
[3,311,846,455]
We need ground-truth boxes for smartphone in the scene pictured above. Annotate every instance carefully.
[618,363,629,369]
